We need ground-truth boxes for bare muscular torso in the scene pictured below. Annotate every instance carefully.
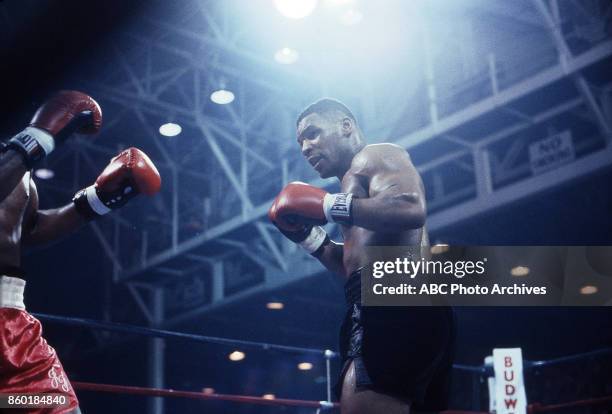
[339,145,428,277]
[0,172,37,269]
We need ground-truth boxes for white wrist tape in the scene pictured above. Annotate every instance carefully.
[299,226,328,254]
[22,126,55,155]
[85,185,111,216]
[323,192,353,224]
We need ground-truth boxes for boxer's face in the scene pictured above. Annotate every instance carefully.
[297,113,348,179]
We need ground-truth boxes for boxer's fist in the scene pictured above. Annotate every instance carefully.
[31,90,102,137]
[275,222,314,244]
[95,148,161,196]
[274,223,329,255]
[73,148,161,220]
[268,182,328,230]
[268,182,334,255]
[268,181,355,229]
[8,91,102,167]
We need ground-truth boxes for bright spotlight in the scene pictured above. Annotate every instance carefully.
[297,362,313,370]
[228,350,245,361]
[210,89,235,105]
[202,387,215,395]
[325,0,353,6]
[274,0,318,19]
[262,394,276,400]
[159,122,182,137]
[339,8,363,25]
[274,47,299,64]
[34,168,55,180]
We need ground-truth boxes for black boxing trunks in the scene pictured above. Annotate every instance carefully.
[334,267,455,411]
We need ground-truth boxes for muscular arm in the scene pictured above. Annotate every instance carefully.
[22,179,88,246]
[0,149,28,203]
[313,239,346,277]
[349,144,426,232]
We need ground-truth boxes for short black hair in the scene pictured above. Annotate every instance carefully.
[296,98,356,128]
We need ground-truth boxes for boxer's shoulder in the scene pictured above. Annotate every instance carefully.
[0,172,30,211]
[350,143,411,174]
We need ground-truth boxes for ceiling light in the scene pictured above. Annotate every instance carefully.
[510,266,530,277]
[580,285,598,295]
[298,362,313,370]
[430,244,449,255]
[325,0,353,6]
[274,0,318,19]
[228,351,245,361]
[266,302,284,310]
[262,394,276,400]
[210,89,235,105]
[274,47,299,64]
[34,168,55,180]
[159,122,182,137]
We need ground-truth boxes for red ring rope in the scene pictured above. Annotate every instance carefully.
[73,382,339,409]
[73,381,612,412]
[527,395,612,413]
[439,395,612,414]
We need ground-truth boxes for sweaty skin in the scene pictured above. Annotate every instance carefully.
[297,112,428,279]
[0,172,86,275]
[0,173,32,268]
[0,149,29,205]
[339,144,428,275]
[297,112,431,414]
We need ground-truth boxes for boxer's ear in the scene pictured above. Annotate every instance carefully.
[341,117,353,137]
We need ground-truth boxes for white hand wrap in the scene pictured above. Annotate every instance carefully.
[299,226,328,254]
[84,185,111,216]
[20,127,55,155]
[323,192,353,224]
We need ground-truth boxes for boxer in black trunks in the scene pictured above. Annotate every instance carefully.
[269,98,454,413]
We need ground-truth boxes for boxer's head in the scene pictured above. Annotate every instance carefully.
[296,98,364,179]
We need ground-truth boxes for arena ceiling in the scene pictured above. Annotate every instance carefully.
[1,0,611,327]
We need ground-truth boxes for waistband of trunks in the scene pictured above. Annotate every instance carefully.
[0,275,26,310]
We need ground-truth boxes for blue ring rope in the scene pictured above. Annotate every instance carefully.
[33,313,612,371]
[33,312,337,358]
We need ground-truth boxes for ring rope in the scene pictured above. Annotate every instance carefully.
[527,347,612,368]
[527,395,612,413]
[34,313,612,373]
[71,381,611,412]
[33,312,337,358]
[72,381,339,409]
[34,313,612,412]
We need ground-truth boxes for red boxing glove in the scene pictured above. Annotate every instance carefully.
[8,90,102,167]
[268,182,328,230]
[268,181,354,230]
[73,148,161,219]
[30,90,102,136]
